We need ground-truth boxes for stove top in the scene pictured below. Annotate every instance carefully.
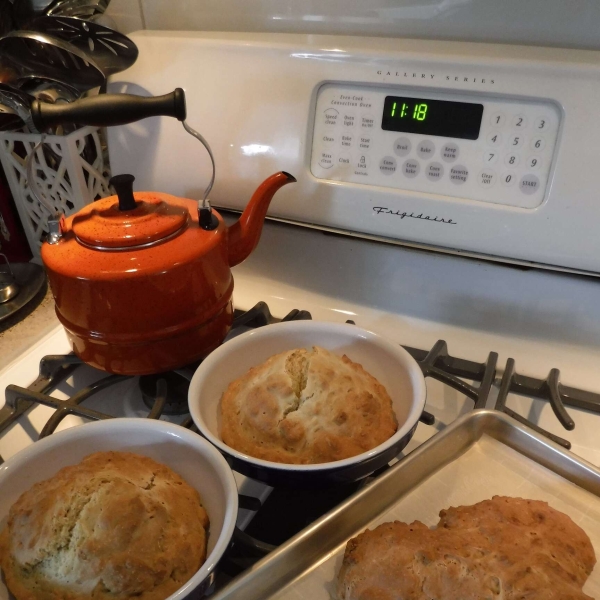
[3,294,600,592]
[2,215,600,596]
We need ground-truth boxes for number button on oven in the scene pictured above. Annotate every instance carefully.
[512,115,527,129]
[526,156,541,170]
[403,159,420,178]
[483,151,498,165]
[508,135,523,149]
[531,137,545,152]
[393,137,411,157]
[379,156,397,175]
[417,140,435,159]
[505,153,520,167]
[487,132,502,147]
[490,112,505,128]
[535,117,550,131]
[441,143,459,162]
[501,172,517,187]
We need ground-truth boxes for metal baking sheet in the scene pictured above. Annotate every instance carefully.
[211,410,600,600]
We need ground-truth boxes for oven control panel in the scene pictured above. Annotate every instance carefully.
[310,84,561,209]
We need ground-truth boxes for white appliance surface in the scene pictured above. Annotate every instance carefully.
[2,26,600,597]
[108,32,600,274]
[106,0,600,51]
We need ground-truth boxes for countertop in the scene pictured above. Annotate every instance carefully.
[0,283,60,372]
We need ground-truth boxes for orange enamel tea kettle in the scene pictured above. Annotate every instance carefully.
[29,89,295,375]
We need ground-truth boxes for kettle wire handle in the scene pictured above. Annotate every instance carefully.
[182,120,215,206]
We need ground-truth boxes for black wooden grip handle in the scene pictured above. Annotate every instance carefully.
[31,89,186,130]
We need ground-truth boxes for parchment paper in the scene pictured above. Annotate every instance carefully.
[268,435,600,599]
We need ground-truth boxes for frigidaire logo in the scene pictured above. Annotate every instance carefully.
[373,207,457,225]
[376,71,494,85]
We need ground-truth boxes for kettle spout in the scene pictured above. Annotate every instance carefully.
[227,171,296,267]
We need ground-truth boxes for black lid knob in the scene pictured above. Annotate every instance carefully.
[109,174,137,211]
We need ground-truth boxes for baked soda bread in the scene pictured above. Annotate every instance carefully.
[337,495,596,600]
[0,451,209,600]
[220,346,398,464]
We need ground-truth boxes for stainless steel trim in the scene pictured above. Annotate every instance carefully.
[74,220,188,251]
[211,410,600,600]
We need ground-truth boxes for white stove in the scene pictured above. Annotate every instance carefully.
[2,25,600,595]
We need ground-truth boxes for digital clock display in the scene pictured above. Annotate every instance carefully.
[381,96,483,140]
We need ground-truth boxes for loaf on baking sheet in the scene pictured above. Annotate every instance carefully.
[337,495,596,600]
[0,451,209,600]
[221,346,398,464]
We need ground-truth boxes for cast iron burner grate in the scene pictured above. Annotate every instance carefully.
[1,301,600,580]
[2,300,598,456]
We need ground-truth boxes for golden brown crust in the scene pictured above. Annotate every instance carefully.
[0,451,209,600]
[337,496,596,600]
[220,346,398,464]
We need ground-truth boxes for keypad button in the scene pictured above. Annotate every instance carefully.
[417,140,435,159]
[342,113,356,128]
[505,153,520,167]
[318,151,335,169]
[526,156,541,170]
[323,108,339,127]
[501,172,517,187]
[402,159,420,178]
[360,114,375,129]
[321,133,336,146]
[358,135,372,151]
[483,151,498,165]
[449,165,469,185]
[441,142,459,162]
[355,155,369,169]
[520,174,540,195]
[508,135,524,149]
[487,132,502,147]
[479,169,497,188]
[531,137,546,152]
[490,112,505,127]
[535,117,550,131]
[512,115,527,129]
[379,156,397,175]
[393,137,411,157]
[340,134,353,149]
[337,154,351,166]
[426,162,444,182]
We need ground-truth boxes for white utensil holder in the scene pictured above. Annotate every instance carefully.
[0,126,110,260]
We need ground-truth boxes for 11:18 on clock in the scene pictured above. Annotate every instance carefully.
[381,96,483,140]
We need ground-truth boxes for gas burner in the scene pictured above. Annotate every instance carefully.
[139,370,192,415]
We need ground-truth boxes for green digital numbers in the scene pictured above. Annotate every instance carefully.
[390,101,428,120]
[413,103,428,121]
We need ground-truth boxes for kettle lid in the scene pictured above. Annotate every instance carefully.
[72,175,189,250]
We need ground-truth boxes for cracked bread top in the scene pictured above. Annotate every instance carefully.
[337,496,596,600]
[0,451,209,600]
[220,346,398,464]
